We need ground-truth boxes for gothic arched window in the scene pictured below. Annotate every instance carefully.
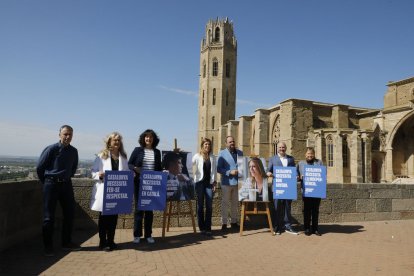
[372,136,380,151]
[272,115,281,155]
[202,90,205,106]
[225,60,230,78]
[212,116,215,129]
[326,135,334,167]
[215,27,220,42]
[203,61,206,78]
[212,58,218,76]
[213,89,216,105]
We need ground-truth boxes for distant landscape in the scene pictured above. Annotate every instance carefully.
[0,155,93,182]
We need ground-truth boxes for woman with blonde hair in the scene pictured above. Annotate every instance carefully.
[91,132,129,251]
[192,138,217,235]
[239,157,269,202]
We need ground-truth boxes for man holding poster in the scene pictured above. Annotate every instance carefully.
[266,142,298,235]
[297,147,324,236]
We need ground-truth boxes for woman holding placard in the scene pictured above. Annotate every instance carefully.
[91,132,129,251]
[297,147,323,236]
[128,129,162,244]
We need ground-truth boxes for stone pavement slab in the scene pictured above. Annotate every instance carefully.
[1,220,413,275]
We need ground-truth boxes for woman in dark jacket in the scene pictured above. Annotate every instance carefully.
[128,129,162,244]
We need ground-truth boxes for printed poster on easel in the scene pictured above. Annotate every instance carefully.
[162,151,195,201]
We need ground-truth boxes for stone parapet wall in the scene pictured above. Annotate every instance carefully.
[0,180,42,252]
[1,179,413,252]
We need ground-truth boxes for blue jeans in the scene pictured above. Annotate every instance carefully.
[273,199,292,231]
[42,178,75,248]
[196,181,213,231]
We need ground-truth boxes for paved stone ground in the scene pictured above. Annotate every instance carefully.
[1,220,413,275]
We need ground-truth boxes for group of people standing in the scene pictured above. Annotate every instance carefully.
[36,125,323,257]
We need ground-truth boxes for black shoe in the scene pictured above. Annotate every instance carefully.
[304,229,311,236]
[108,242,117,250]
[99,241,106,250]
[313,230,321,236]
[221,224,227,231]
[44,247,55,257]
[273,228,281,235]
[62,242,81,251]
[285,228,299,235]
[231,223,240,230]
[205,231,212,236]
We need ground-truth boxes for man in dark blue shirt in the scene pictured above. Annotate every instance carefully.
[37,125,79,256]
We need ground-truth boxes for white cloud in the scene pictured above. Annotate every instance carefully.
[158,85,198,97]
[159,85,269,107]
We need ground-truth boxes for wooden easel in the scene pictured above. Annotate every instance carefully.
[162,200,197,237]
[161,138,197,237]
[239,201,273,236]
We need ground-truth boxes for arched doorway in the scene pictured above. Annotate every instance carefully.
[391,114,414,178]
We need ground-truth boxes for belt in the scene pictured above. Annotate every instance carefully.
[46,176,69,183]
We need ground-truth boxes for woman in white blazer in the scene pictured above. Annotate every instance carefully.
[91,132,129,251]
[192,138,217,235]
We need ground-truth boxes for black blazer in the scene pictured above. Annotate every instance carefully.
[128,147,162,183]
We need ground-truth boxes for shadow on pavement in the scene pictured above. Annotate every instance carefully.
[99,229,230,252]
[0,227,97,276]
[319,224,365,234]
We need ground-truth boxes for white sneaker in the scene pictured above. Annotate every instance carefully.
[146,237,155,244]
[133,237,140,244]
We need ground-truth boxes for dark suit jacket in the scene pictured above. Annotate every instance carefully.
[267,154,295,174]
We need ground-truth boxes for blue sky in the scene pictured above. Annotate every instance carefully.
[1,0,413,159]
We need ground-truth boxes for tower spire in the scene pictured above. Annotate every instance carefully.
[197,18,237,154]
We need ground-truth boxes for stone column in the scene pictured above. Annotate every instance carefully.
[228,120,239,146]
[385,147,393,182]
[217,125,228,152]
[316,131,324,164]
[254,109,270,157]
[238,116,251,156]
[335,133,344,183]
[350,131,363,183]
[363,134,372,183]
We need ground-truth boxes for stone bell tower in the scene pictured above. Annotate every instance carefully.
[197,17,237,154]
